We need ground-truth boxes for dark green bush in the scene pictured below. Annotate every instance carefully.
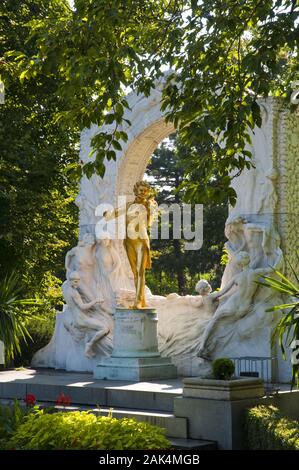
[7,410,171,450]
[14,313,55,367]
[0,400,30,449]
[245,405,299,450]
[212,358,235,380]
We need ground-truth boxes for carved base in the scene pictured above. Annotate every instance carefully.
[94,307,177,380]
[94,356,177,381]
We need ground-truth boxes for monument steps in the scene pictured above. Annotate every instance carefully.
[0,398,187,438]
[0,398,216,449]
[0,369,218,448]
[0,369,182,411]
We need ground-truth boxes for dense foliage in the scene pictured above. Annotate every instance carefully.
[0,0,79,286]
[5,0,298,204]
[146,134,227,294]
[212,358,235,380]
[0,0,80,359]
[0,399,28,448]
[246,405,299,450]
[6,410,171,450]
[0,272,40,360]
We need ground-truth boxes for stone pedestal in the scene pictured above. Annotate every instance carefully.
[183,377,265,400]
[94,308,177,381]
[174,377,266,449]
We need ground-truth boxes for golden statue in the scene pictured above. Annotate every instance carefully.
[104,181,158,309]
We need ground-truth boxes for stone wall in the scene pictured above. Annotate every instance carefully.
[277,106,299,280]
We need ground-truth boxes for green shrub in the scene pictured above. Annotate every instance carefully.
[212,358,235,380]
[14,272,63,367]
[0,399,33,449]
[0,400,23,446]
[245,405,299,450]
[14,312,56,367]
[7,410,171,450]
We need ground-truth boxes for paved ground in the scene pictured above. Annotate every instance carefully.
[0,368,185,413]
[0,367,184,393]
[0,367,294,392]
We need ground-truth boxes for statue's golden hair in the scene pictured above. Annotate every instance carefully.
[133,180,152,196]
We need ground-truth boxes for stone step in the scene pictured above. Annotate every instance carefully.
[169,438,217,450]
[79,405,188,439]
[0,368,182,412]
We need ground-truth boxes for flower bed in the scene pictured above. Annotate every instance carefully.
[0,395,171,450]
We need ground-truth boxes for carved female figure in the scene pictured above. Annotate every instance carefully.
[221,216,247,288]
[65,232,97,301]
[198,251,274,358]
[62,271,112,358]
[95,234,125,313]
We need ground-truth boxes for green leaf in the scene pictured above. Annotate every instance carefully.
[104,114,115,125]
[111,140,122,151]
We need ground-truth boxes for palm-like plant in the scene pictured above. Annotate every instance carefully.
[0,272,39,362]
[259,252,299,388]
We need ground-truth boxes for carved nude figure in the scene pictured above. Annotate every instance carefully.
[65,233,97,301]
[221,216,247,288]
[197,251,274,358]
[189,279,220,315]
[244,223,266,268]
[95,234,124,313]
[62,271,112,358]
[166,279,217,315]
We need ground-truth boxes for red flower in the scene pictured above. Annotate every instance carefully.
[25,393,36,406]
[56,392,71,406]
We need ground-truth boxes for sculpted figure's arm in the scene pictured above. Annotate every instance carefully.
[210,278,236,300]
[104,205,127,221]
[252,258,283,278]
[189,296,204,307]
[72,290,103,312]
[65,248,75,272]
[254,266,273,276]
[269,248,283,271]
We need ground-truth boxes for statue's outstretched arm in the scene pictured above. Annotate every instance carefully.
[254,262,281,276]
[104,205,126,221]
[65,249,75,271]
[211,278,236,299]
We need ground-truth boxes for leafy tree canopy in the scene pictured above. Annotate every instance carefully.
[3,0,298,204]
[0,0,79,303]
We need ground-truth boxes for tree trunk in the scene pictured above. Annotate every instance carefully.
[173,238,186,295]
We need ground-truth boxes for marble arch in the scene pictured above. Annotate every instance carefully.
[33,80,299,383]
[78,81,175,225]
[116,119,174,198]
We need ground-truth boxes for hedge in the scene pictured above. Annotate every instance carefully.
[6,410,171,450]
[245,405,299,450]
